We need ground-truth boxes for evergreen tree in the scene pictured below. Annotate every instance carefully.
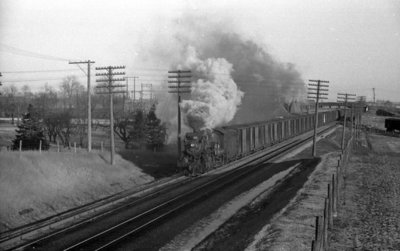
[131,109,146,146]
[12,104,49,150]
[145,104,166,152]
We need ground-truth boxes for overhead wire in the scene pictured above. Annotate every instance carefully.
[2,76,87,83]
[2,69,81,74]
[0,43,78,62]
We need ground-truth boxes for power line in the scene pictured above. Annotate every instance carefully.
[95,65,126,165]
[69,60,95,152]
[1,69,81,74]
[2,76,87,83]
[168,70,191,156]
[337,92,356,151]
[0,43,78,62]
[308,79,330,157]
[132,68,169,71]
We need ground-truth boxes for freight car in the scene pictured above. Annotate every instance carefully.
[385,118,400,132]
[179,109,340,176]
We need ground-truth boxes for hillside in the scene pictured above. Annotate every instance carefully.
[0,151,154,232]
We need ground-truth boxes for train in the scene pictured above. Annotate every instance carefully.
[178,109,340,176]
[385,118,400,132]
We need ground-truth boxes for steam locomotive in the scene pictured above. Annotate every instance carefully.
[179,109,341,176]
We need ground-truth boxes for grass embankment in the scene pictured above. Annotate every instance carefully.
[0,123,16,149]
[0,151,154,232]
[119,146,179,179]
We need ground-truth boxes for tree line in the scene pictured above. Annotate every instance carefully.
[3,75,167,151]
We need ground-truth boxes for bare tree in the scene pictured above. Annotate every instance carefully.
[33,83,58,118]
[3,84,19,124]
[59,75,82,110]
[21,85,33,108]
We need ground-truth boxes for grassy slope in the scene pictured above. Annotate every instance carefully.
[118,146,179,179]
[0,151,154,232]
[0,123,16,149]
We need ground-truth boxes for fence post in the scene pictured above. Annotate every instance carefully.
[39,140,42,153]
[328,184,333,228]
[332,174,337,217]
[74,142,77,153]
[19,140,22,152]
[314,216,319,251]
[323,198,329,249]
[57,140,60,152]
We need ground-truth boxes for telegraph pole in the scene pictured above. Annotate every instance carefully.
[140,83,153,101]
[126,76,139,110]
[307,79,329,157]
[168,70,191,156]
[126,76,139,102]
[95,66,126,165]
[372,88,376,104]
[69,60,95,152]
[337,93,356,151]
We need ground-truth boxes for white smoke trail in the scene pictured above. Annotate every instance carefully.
[179,46,244,131]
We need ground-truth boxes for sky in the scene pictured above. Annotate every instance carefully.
[0,0,399,102]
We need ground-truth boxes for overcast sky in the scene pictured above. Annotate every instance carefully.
[1,0,399,102]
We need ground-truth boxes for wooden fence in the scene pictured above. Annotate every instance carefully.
[311,136,353,251]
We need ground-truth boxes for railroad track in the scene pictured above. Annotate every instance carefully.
[7,124,337,251]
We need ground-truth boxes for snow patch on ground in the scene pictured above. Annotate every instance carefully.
[160,164,300,251]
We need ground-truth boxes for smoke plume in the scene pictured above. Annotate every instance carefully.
[178,47,243,131]
[150,15,306,138]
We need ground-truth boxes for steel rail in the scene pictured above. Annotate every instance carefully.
[62,124,337,251]
[5,179,190,251]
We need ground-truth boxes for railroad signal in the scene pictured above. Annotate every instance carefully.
[95,66,126,165]
[168,70,191,156]
[308,79,330,157]
[337,92,356,151]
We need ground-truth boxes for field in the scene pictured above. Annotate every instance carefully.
[362,106,400,130]
[0,120,179,178]
[0,120,177,232]
[328,134,400,250]
[245,111,400,251]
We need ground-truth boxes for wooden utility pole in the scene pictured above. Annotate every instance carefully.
[337,93,356,151]
[307,79,329,157]
[0,72,2,95]
[140,83,153,101]
[126,76,139,102]
[95,66,126,165]
[69,60,95,152]
[168,70,191,156]
[372,88,376,103]
[126,76,139,110]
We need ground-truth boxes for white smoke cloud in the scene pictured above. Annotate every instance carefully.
[154,84,191,143]
[179,46,244,131]
[148,14,306,140]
